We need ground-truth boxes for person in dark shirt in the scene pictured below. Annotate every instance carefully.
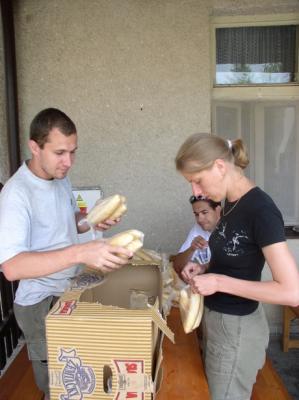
[175,133,299,400]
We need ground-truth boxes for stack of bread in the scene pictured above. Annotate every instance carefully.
[160,263,204,333]
[85,194,204,333]
[83,195,143,274]
[179,286,204,334]
[86,194,127,226]
[130,248,162,265]
[106,229,144,254]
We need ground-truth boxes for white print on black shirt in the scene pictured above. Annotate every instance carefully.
[216,223,249,256]
[218,222,227,238]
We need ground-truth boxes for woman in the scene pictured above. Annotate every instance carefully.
[175,133,299,400]
[173,195,220,280]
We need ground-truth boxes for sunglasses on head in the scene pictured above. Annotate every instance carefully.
[189,195,207,204]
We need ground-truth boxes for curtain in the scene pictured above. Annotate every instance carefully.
[216,25,296,73]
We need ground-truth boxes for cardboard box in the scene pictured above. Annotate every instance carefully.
[46,264,174,400]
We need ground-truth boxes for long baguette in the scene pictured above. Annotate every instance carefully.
[109,203,127,220]
[191,294,204,331]
[87,194,127,226]
[179,287,203,334]
[134,248,154,262]
[107,229,144,255]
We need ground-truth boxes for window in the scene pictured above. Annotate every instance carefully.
[211,14,299,225]
[216,25,297,85]
[212,100,299,225]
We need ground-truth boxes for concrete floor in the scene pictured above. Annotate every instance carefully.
[267,335,299,400]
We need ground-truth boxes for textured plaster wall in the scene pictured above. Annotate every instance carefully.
[212,0,299,16]
[3,0,298,333]
[11,0,299,255]
[14,0,211,252]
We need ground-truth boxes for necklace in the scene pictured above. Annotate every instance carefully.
[222,197,241,217]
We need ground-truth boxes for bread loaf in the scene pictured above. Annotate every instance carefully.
[179,286,203,334]
[87,194,127,226]
[107,229,144,256]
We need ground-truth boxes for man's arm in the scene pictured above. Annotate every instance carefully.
[173,235,208,275]
[172,247,194,275]
[2,240,133,281]
[75,212,90,233]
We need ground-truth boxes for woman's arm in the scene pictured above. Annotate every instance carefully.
[191,242,299,306]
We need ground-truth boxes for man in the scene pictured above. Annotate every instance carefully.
[173,195,220,280]
[0,108,132,399]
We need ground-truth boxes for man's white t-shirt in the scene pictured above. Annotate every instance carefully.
[179,223,211,261]
[0,162,82,306]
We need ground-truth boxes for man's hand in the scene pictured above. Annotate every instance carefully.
[77,239,133,273]
[182,261,205,283]
[190,235,208,251]
[76,211,122,233]
[94,217,121,231]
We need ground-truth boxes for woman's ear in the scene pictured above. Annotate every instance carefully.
[214,158,227,178]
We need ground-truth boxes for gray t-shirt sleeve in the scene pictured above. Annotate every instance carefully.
[0,185,31,264]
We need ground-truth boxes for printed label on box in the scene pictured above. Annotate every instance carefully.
[51,300,77,316]
[70,272,104,290]
[49,348,96,399]
[113,359,154,400]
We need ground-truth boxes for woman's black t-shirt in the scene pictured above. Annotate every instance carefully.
[205,187,285,316]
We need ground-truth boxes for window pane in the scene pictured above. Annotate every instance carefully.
[213,100,299,224]
[215,104,240,138]
[263,105,298,224]
[212,102,253,178]
[216,25,297,85]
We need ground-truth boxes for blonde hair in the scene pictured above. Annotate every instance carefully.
[175,133,249,173]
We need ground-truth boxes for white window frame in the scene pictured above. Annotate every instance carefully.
[211,14,299,225]
[210,13,299,101]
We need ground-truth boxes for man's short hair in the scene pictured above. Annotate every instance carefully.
[189,195,221,210]
[30,108,77,148]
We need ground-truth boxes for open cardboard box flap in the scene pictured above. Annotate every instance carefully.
[50,265,174,343]
[46,264,174,399]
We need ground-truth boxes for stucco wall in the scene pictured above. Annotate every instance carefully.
[212,0,299,16]
[13,0,211,252]
[0,0,297,333]
[11,0,299,253]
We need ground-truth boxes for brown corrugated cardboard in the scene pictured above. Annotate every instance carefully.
[46,264,174,400]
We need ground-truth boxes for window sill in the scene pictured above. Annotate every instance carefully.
[285,226,299,239]
[214,83,299,88]
[212,85,299,100]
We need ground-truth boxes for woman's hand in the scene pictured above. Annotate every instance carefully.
[190,273,219,296]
